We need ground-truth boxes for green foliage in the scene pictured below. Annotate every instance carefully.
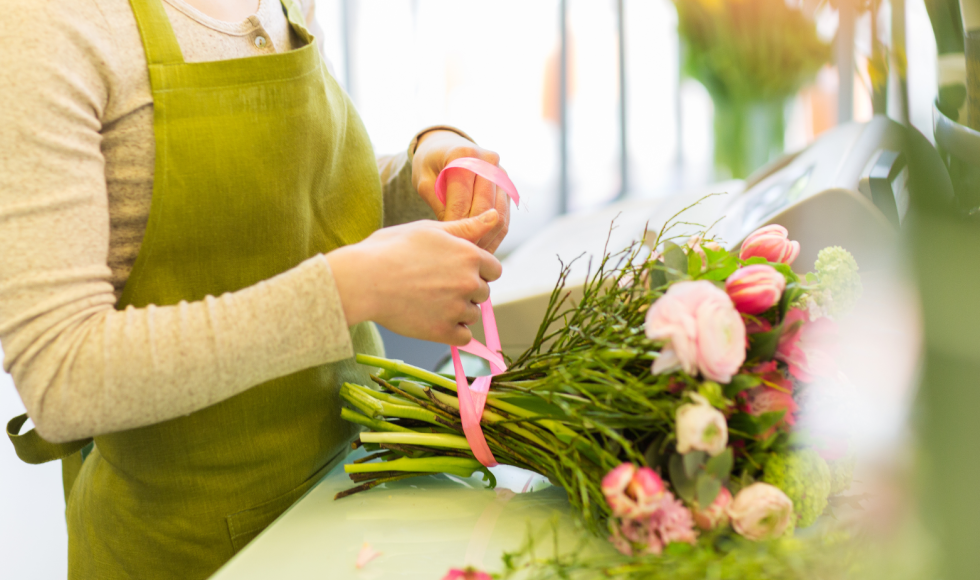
[497,517,860,580]
[673,0,831,103]
[762,450,833,528]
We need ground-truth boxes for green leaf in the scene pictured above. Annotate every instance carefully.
[755,410,787,434]
[705,448,734,481]
[643,438,663,469]
[772,262,800,284]
[727,413,761,436]
[696,474,722,509]
[683,450,707,478]
[687,250,703,277]
[699,257,738,281]
[698,381,728,409]
[724,374,761,399]
[480,467,498,489]
[663,242,688,281]
[703,245,729,265]
[805,272,818,284]
[647,263,667,289]
[669,454,696,502]
[744,256,767,266]
[746,326,782,361]
[778,283,805,318]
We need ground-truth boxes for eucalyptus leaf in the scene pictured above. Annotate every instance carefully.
[688,250,703,277]
[683,450,707,478]
[663,242,688,281]
[647,263,668,289]
[705,448,734,481]
[696,474,722,509]
[669,454,696,502]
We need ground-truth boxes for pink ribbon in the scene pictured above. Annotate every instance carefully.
[435,158,519,468]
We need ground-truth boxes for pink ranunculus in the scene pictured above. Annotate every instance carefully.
[739,225,800,265]
[776,308,839,381]
[725,264,786,315]
[645,281,747,383]
[442,567,492,580]
[727,483,794,541]
[602,464,666,519]
[676,395,728,457]
[650,493,699,546]
[693,487,733,530]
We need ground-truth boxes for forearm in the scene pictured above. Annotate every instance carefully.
[5,256,353,443]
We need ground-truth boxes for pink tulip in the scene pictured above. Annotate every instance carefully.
[725,265,786,315]
[442,568,492,580]
[693,487,733,531]
[645,281,747,384]
[602,463,666,519]
[739,225,800,265]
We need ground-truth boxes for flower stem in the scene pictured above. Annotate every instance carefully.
[360,431,471,450]
[344,456,483,478]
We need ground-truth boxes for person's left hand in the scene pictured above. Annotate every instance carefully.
[412,130,511,253]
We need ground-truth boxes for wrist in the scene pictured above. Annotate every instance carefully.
[325,245,374,327]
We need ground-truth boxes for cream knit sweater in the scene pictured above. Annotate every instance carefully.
[0,0,444,443]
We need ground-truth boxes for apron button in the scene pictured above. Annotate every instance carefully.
[254,35,267,48]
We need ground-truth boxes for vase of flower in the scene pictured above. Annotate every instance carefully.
[711,96,787,180]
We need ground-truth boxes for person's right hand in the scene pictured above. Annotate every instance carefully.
[326,210,503,346]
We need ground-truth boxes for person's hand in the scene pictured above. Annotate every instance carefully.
[326,210,503,345]
[412,130,511,253]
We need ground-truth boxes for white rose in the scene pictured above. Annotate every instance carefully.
[675,394,728,457]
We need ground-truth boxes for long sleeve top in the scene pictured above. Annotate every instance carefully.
[0,0,447,443]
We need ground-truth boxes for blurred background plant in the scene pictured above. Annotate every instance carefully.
[674,0,832,179]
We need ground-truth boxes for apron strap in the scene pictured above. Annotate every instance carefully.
[128,0,185,66]
[7,414,92,464]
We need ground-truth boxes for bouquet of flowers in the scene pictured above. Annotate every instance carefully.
[336,217,863,561]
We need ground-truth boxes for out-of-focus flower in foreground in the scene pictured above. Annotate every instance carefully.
[646,281,746,383]
[739,225,800,265]
[442,567,492,580]
[776,308,839,381]
[726,264,786,314]
[726,483,794,541]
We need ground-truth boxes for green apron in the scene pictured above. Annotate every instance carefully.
[7,1,384,577]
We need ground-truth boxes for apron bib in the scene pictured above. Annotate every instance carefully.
[10,1,384,578]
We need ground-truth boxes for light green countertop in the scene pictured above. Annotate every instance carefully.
[210,450,605,579]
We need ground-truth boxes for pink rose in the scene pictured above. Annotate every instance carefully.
[776,308,839,381]
[602,463,666,519]
[739,225,800,265]
[443,568,492,580]
[645,281,747,383]
[725,265,786,315]
[726,483,794,541]
[693,487,733,530]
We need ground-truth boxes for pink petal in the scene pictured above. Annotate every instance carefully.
[355,543,381,569]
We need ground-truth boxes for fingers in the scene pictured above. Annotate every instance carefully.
[477,182,511,251]
[444,169,476,221]
[478,249,503,282]
[447,324,473,347]
[438,209,499,244]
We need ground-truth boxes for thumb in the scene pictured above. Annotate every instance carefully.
[439,209,499,243]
